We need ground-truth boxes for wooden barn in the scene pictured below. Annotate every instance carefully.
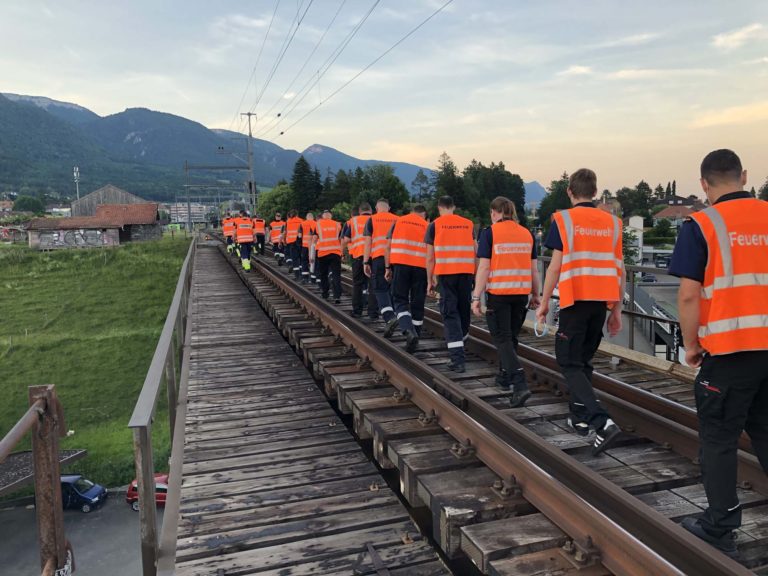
[71,184,149,217]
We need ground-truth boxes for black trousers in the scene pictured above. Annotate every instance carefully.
[226,236,234,246]
[255,234,265,254]
[392,264,426,335]
[486,293,528,388]
[351,257,376,316]
[318,254,341,299]
[438,274,472,362]
[287,242,301,278]
[695,351,768,535]
[371,256,395,322]
[555,301,610,430]
[239,241,252,260]
[301,247,312,280]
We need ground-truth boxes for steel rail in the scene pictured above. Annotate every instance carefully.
[246,253,752,576]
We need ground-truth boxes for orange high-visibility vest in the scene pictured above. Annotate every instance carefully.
[269,220,283,244]
[553,207,622,309]
[486,220,533,295]
[433,213,475,275]
[316,219,342,257]
[349,214,370,258]
[370,212,398,259]
[222,218,236,237]
[390,212,428,268]
[690,198,768,355]
[235,218,254,243]
[285,216,303,244]
[252,218,266,235]
[301,220,317,248]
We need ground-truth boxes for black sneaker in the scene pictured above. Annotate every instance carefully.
[509,389,532,408]
[592,419,622,455]
[383,318,399,338]
[447,361,465,373]
[405,331,419,353]
[334,298,342,305]
[351,311,362,318]
[496,371,511,390]
[566,417,590,437]
[681,517,739,559]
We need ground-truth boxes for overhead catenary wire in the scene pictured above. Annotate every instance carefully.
[273,0,454,138]
[248,0,315,114]
[256,0,348,124]
[255,0,381,138]
[226,0,282,133]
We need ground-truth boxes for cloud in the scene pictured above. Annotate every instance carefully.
[608,68,714,80]
[712,23,764,52]
[558,65,593,77]
[691,100,768,128]
[213,14,270,34]
[594,33,660,49]
[745,56,768,64]
[283,92,296,100]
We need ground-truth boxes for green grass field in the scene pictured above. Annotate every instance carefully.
[0,237,191,490]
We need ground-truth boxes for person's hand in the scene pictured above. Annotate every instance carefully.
[364,263,371,278]
[535,301,549,326]
[529,293,541,310]
[606,309,622,337]
[384,268,392,282]
[471,299,482,317]
[427,275,438,297]
[685,341,706,368]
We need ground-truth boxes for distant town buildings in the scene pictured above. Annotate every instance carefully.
[168,202,211,223]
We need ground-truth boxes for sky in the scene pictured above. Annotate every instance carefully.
[2,0,768,194]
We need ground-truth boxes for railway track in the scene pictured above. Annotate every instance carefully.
[218,239,767,574]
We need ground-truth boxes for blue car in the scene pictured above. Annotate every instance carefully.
[60,474,108,513]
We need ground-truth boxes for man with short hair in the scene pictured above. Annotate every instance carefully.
[385,204,429,352]
[536,168,625,456]
[342,203,376,317]
[364,199,399,333]
[426,196,476,372]
[312,209,343,303]
[670,149,768,558]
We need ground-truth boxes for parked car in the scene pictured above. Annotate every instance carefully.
[641,272,658,283]
[126,473,169,511]
[61,474,108,513]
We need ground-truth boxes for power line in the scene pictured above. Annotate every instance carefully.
[226,0,282,133]
[255,0,380,138]
[256,0,348,124]
[248,0,315,114]
[276,0,453,138]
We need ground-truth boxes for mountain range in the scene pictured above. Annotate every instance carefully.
[0,92,546,204]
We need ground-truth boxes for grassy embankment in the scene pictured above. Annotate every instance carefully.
[0,236,190,490]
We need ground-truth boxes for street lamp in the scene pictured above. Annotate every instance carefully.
[73,166,80,202]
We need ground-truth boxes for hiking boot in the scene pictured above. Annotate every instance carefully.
[509,389,532,408]
[447,360,465,373]
[405,331,419,353]
[593,419,622,455]
[383,318,399,338]
[334,298,342,305]
[566,417,590,437]
[681,517,739,559]
[495,370,511,390]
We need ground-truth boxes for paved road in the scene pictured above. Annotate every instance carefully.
[0,496,163,576]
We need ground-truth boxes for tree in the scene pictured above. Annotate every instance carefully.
[365,164,409,211]
[256,183,293,221]
[432,152,464,204]
[665,182,672,197]
[290,155,318,214]
[411,169,432,201]
[749,186,756,198]
[672,180,677,195]
[616,181,652,218]
[13,195,44,213]
[623,228,639,265]
[653,184,665,200]
[644,218,676,246]
[537,172,570,232]
[759,177,768,201]
[601,189,613,203]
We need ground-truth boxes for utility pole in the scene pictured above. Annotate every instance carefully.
[241,112,256,215]
[73,166,80,202]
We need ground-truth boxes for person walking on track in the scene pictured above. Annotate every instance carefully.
[300,212,317,284]
[268,213,285,265]
[222,215,236,253]
[472,197,540,407]
[426,196,476,373]
[343,203,377,319]
[234,211,255,271]
[669,149,768,558]
[252,214,266,256]
[536,168,625,456]
[284,209,304,280]
[385,204,429,352]
[364,199,399,334]
[312,209,343,303]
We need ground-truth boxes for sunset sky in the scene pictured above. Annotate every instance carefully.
[2,0,768,193]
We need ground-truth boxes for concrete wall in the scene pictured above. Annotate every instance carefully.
[29,228,120,250]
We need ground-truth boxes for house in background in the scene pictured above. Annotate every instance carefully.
[71,184,149,217]
[653,205,695,230]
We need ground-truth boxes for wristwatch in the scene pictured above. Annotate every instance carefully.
[471,295,481,302]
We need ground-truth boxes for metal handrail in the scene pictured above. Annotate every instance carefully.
[0,385,72,576]
[128,238,196,576]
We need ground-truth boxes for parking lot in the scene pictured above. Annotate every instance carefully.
[0,495,163,575]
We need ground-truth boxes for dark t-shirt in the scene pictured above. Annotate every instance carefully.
[476,226,537,259]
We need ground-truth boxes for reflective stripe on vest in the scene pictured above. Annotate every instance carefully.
[252,219,266,235]
[235,219,254,243]
[554,208,621,308]
[222,219,236,236]
[486,220,533,295]
[370,212,398,259]
[690,199,768,355]
[390,213,427,268]
[349,215,370,258]
[269,221,283,243]
[316,219,342,257]
[301,220,317,248]
[433,214,475,275]
[285,217,303,244]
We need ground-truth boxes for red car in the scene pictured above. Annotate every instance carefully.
[125,473,169,511]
